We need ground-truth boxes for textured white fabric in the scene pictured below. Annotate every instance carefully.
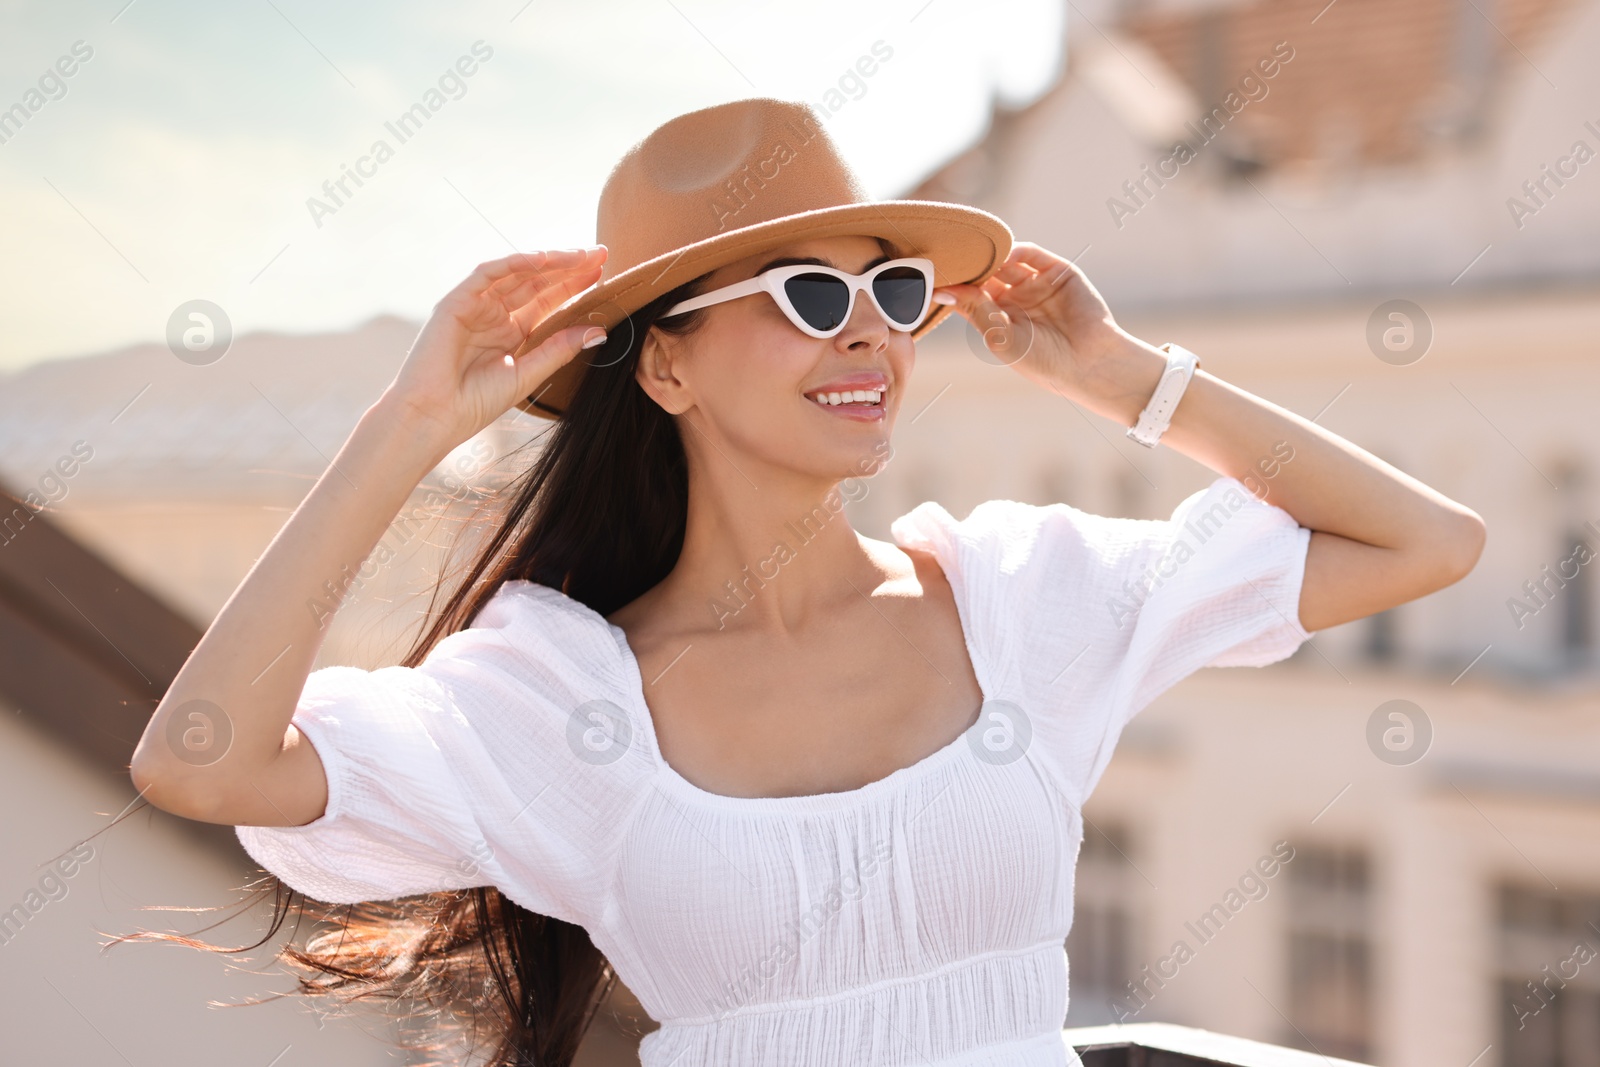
[236,474,1312,1067]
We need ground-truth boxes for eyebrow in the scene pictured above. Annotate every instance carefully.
[755,252,895,274]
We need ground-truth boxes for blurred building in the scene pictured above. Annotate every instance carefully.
[866,1,1600,1065]
[0,317,540,1067]
[2,1,1599,1065]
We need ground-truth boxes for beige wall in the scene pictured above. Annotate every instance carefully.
[1080,665,1600,1067]
[0,705,401,1065]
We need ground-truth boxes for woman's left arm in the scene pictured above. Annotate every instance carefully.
[937,241,1487,635]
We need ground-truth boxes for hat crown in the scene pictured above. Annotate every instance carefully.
[595,98,870,281]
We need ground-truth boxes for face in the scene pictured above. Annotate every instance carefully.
[637,234,913,485]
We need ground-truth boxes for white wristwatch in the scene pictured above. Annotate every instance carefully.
[1126,343,1200,448]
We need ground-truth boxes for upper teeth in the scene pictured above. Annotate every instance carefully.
[811,389,883,406]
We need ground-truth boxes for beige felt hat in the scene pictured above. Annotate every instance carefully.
[512,96,1013,420]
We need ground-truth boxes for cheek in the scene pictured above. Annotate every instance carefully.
[690,316,812,418]
[885,338,916,412]
[893,335,916,374]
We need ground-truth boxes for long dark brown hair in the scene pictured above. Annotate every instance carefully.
[108,271,717,1066]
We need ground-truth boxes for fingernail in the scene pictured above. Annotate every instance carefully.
[581,328,608,349]
[932,291,957,306]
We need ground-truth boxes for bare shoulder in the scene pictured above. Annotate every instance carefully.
[861,534,951,601]
[603,588,651,632]
[603,583,676,653]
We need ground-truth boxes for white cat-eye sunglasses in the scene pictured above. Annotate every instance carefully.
[660,257,938,339]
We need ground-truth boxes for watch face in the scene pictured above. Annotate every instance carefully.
[1162,342,1200,367]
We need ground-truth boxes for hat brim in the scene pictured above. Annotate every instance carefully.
[512,200,1013,420]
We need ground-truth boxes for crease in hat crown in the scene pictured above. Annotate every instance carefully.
[514,96,1013,419]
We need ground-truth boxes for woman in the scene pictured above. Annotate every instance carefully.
[130,98,1484,1066]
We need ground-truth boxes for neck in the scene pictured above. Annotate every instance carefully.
[658,427,894,636]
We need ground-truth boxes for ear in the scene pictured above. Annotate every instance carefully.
[635,325,692,415]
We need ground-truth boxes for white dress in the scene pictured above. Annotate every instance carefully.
[236,475,1313,1067]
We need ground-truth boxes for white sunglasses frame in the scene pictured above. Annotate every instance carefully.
[661,256,937,339]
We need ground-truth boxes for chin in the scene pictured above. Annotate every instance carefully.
[800,432,894,484]
[737,405,895,481]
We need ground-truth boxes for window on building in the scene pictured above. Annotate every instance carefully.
[1065,821,1140,1026]
[1497,884,1600,1067]
[1285,846,1374,1062]
[1560,526,1594,667]
[1365,608,1399,663]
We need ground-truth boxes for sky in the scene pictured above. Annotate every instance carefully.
[0,0,1066,372]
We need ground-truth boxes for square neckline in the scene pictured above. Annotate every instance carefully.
[595,525,992,813]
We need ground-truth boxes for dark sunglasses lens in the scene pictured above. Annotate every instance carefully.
[872,267,928,326]
[783,273,852,332]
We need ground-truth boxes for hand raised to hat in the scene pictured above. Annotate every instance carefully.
[936,241,1168,428]
[382,248,610,453]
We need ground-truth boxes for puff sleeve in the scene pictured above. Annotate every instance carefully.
[233,581,652,928]
[890,476,1313,802]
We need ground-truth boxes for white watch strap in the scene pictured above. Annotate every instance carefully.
[1126,343,1200,448]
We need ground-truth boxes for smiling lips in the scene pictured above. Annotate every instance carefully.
[809,388,883,407]
[804,375,888,419]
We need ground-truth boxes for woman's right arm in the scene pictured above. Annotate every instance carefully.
[130,248,610,828]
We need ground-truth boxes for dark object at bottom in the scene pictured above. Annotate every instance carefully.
[1064,1023,1378,1067]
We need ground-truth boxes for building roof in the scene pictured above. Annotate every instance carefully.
[904,0,1600,308]
[1124,0,1579,170]
[0,479,240,851]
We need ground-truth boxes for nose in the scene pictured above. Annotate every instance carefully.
[833,283,891,352]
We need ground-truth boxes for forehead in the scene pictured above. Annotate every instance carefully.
[711,233,894,285]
